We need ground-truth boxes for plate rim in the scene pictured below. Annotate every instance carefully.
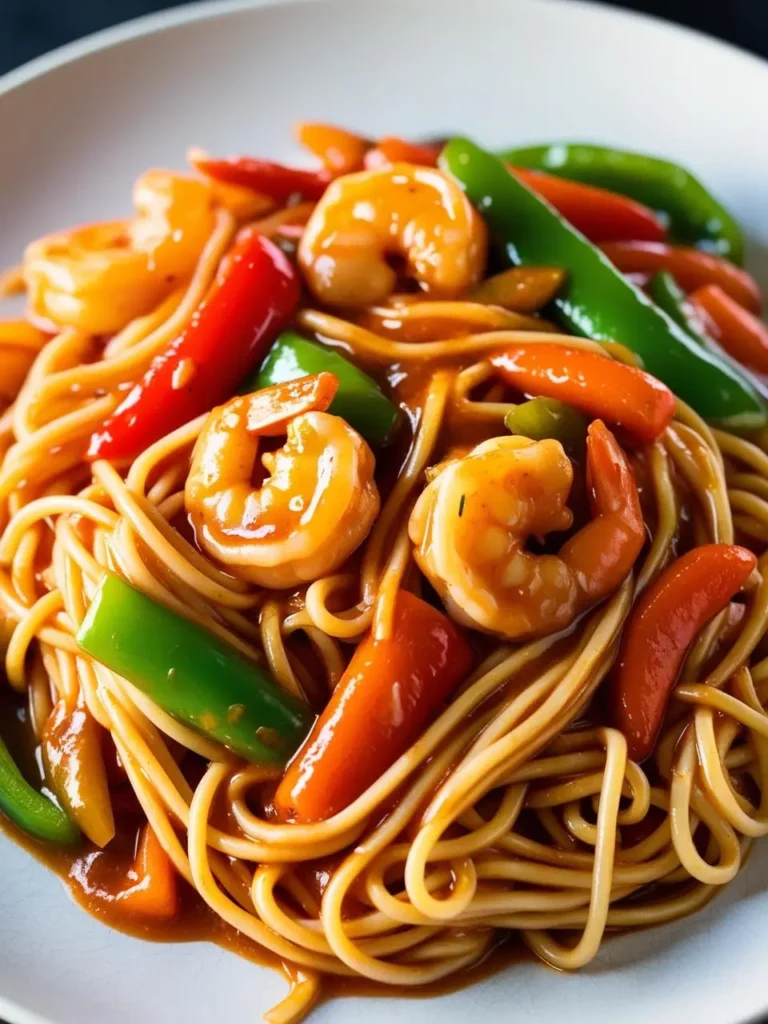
[1,2,768,1024]
[1,0,767,105]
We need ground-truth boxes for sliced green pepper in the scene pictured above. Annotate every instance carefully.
[499,142,744,264]
[648,270,710,342]
[249,331,401,446]
[77,573,313,764]
[0,733,80,844]
[505,398,587,454]
[647,272,708,344]
[440,138,765,432]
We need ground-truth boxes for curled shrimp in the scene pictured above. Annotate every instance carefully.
[298,163,487,307]
[185,373,380,589]
[24,170,216,334]
[409,420,644,639]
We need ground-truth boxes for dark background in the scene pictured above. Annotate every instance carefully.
[0,0,767,75]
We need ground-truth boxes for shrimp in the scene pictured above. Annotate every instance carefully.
[24,171,216,334]
[298,163,487,307]
[0,320,49,404]
[408,420,645,639]
[185,373,380,589]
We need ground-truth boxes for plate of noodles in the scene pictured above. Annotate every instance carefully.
[2,0,768,1022]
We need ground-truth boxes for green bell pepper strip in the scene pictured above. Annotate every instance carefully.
[649,268,727,338]
[648,270,713,343]
[0,733,80,844]
[440,138,766,432]
[505,398,587,454]
[648,271,768,404]
[248,331,401,446]
[498,142,744,265]
[77,573,313,764]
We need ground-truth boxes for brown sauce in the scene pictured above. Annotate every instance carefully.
[0,805,537,1008]
[1,681,544,1007]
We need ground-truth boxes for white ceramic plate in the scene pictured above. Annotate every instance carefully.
[1,1,768,1022]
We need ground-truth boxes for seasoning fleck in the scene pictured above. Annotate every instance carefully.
[199,711,218,731]
[227,703,246,725]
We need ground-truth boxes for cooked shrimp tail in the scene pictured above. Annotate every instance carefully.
[559,419,646,605]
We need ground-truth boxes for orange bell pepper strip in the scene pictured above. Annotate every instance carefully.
[274,591,474,823]
[116,824,179,920]
[364,138,441,170]
[510,168,666,244]
[601,241,762,313]
[491,344,676,444]
[612,544,757,762]
[296,123,368,175]
[689,284,768,375]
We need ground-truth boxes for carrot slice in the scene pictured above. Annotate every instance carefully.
[275,591,473,823]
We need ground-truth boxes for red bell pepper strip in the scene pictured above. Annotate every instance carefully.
[274,591,474,823]
[296,123,368,175]
[509,168,666,245]
[612,544,757,762]
[88,232,299,462]
[491,344,676,444]
[190,153,330,203]
[116,824,179,920]
[689,284,768,375]
[601,241,762,313]
[364,138,441,170]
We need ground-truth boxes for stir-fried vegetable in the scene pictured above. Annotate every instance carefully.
[492,344,675,443]
[647,272,768,405]
[190,153,330,202]
[690,285,768,376]
[296,122,368,175]
[612,544,756,762]
[468,266,565,312]
[364,138,441,169]
[647,270,714,342]
[274,591,474,822]
[88,232,299,462]
[42,699,115,848]
[77,573,313,763]
[116,825,179,920]
[0,732,80,845]
[500,142,745,263]
[440,138,766,431]
[504,397,587,453]
[510,168,665,244]
[252,331,401,445]
[602,241,761,312]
